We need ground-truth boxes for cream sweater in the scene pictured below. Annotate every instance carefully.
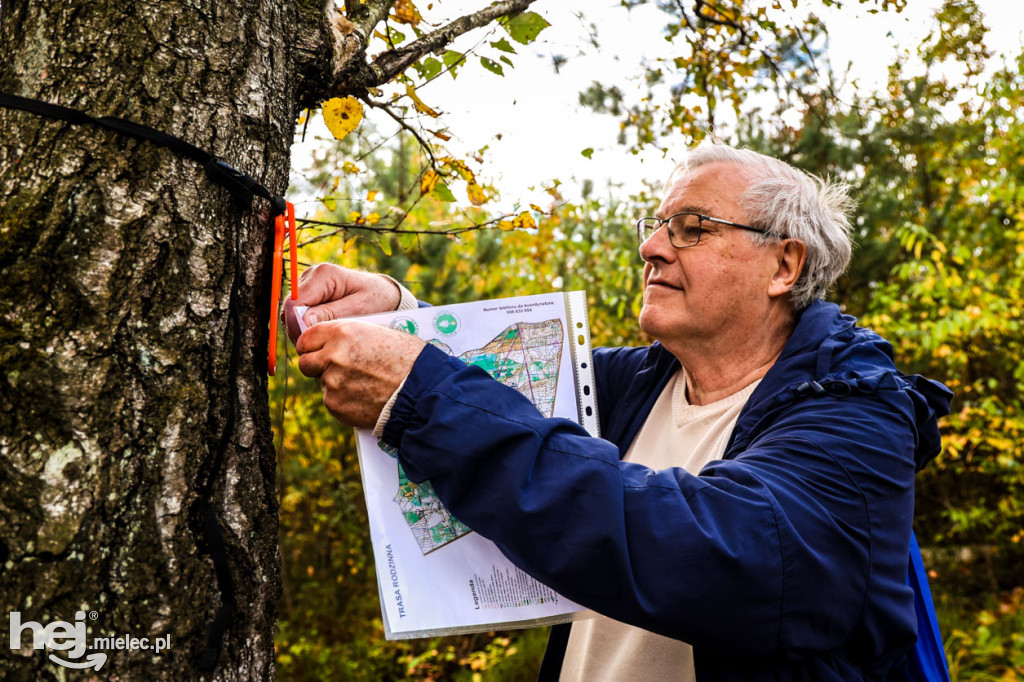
[560,370,761,681]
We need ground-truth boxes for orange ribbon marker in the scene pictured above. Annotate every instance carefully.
[268,201,298,375]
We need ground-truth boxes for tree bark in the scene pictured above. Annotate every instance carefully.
[0,0,539,678]
[0,1,296,678]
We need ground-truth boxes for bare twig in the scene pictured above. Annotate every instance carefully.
[356,130,401,162]
[694,0,748,44]
[294,213,521,249]
[795,25,824,82]
[674,0,694,30]
[298,214,521,234]
[364,98,438,169]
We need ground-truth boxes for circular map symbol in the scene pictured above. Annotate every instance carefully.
[389,317,419,335]
[433,311,460,336]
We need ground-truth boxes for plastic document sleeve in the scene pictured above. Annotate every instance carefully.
[352,291,598,639]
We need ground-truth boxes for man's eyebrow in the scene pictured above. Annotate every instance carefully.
[655,205,705,220]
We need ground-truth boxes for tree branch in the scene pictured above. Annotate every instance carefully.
[355,0,538,90]
[324,0,397,98]
[349,0,399,40]
[694,0,748,45]
[294,214,522,251]
[364,98,439,169]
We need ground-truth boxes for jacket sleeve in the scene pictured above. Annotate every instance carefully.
[381,343,918,656]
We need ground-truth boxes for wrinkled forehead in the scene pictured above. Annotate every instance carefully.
[657,161,754,218]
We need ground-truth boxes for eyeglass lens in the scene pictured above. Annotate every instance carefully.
[639,214,702,247]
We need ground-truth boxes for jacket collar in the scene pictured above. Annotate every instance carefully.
[612,300,951,470]
[722,300,952,468]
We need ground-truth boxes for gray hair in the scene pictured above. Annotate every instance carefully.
[668,141,854,310]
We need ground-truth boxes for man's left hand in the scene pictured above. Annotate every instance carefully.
[296,320,426,429]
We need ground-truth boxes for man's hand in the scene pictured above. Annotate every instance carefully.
[296,320,426,429]
[285,264,401,343]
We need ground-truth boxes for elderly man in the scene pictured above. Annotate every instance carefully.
[290,143,952,681]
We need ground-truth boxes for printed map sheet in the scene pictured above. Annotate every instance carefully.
[353,292,597,639]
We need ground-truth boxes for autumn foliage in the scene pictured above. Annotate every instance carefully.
[271,1,1024,678]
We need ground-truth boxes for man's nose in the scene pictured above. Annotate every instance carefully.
[639,224,676,264]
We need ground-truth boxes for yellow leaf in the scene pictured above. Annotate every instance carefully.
[443,157,475,183]
[332,177,340,191]
[366,189,378,201]
[348,210,362,224]
[321,196,336,211]
[323,97,364,141]
[420,169,440,194]
[466,182,486,206]
[392,0,421,25]
[498,220,515,231]
[343,235,359,252]
[342,161,361,174]
[440,155,468,178]
[428,128,452,141]
[365,212,381,225]
[405,83,439,117]
[512,211,536,229]
[529,203,544,213]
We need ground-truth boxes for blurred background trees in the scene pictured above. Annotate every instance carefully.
[273,0,1023,678]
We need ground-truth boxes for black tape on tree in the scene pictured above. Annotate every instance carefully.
[0,92,285,213]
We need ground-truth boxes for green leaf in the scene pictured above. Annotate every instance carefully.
[417,56,442,80]
[442,50,465,79]
[500,11,550,45]
[581,148,594,159]
[480,56,504,76]
[398,232,419,252]
[378,236,392,257]
[500,55,514,68]
[433,182,456,202]
[490,37,517,54]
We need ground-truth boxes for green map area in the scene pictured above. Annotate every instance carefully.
[386,319,565,555]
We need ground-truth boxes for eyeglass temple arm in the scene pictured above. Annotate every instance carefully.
[701,215,767,234]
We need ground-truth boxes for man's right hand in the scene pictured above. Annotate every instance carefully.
[284,264,401,344]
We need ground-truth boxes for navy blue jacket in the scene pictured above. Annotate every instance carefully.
[382,300,952,680]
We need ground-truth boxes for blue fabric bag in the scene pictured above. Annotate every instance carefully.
[900,532,950,681]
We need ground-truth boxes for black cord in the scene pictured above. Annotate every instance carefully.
[0,92,286,214]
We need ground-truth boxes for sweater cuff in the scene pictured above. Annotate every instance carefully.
[372,378,406,439]
[379,274,418,311]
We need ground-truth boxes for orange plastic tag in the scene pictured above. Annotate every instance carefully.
[268,201,299,375]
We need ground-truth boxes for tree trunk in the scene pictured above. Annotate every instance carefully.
[0,1,298,678]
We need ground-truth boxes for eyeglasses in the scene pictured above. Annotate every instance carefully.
[636,212,773,248]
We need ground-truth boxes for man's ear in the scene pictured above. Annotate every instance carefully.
[768,239,807,299]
